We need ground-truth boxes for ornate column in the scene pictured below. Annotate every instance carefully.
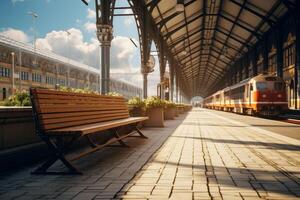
[97,24,113,94]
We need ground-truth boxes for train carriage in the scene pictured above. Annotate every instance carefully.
[204,74,288,117]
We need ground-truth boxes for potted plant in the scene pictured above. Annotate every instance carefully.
[164,101,176,120]
[3,90,31,106]
[144,96,165,127]
[128,97,146,117]
[177,103,184,114]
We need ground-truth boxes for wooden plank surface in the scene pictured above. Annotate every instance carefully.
[45,117,148,135]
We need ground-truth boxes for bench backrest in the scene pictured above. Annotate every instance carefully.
[30,88,130,132]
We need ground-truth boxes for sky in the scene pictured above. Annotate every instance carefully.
[0,0,161,96]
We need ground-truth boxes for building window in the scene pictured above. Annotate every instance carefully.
[46,76,56,85]
[257,55,264,74]
[248,62,253,77]
[0,67,11,77]
[32,73,42,83]
[283,33,296,68]
[242,67,246,79]
[21,71,29,80]
[283,43,295,68]
[58,79,66,86]
[268,54,277,74]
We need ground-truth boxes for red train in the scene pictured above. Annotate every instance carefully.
[203,74,288,116]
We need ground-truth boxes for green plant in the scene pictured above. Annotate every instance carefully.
[128,97,146,116]
[107,92,122,97]
[3,90,31,106]
[128,97,145,109]
[164,100,176,108]
[58,86,97,94]
[144,96,165,109]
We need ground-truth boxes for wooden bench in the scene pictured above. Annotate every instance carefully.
[30,88,148,175]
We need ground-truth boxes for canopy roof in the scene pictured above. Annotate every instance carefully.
[146,0,293,97]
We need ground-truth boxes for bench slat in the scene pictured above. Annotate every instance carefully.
[40,109,129,119]
[43,112,130,124]
[37,98,125,105]
[44,114,130,130]
[38,105,128,114]
[46,117,148,135]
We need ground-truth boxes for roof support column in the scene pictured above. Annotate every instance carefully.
[140,7,152,99]
[276,25,283,77]
[263,35,269,72]
[95,0,114,95]
[170,62,174,102]
[157,37,166,100]
[175,71,179,103]
[295,3,300,109]
[252,48,258,76]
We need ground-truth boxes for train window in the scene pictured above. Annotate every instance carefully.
[274,82,284,91]
[256,82,267,91]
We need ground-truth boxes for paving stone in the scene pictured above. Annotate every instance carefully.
[1,109,300,199]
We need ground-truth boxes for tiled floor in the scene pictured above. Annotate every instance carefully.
[1,108,300,200]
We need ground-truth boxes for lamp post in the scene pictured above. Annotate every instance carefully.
[65,30,71,87]
[28,11,38,67]
[11,52,15,95]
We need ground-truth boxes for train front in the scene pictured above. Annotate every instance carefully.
[253,76,288,116]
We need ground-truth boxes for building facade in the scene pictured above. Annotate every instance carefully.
[0,35,142,100]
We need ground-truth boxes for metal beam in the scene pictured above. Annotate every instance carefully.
[229,0,276,26]
[164,12,204,39]
[157,0,197,31]
[220,12,261,39]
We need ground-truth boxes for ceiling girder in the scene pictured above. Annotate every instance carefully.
[229,0,276,26]
[157,0,197,31]
[164,12,204,39]
[220,11,261,39]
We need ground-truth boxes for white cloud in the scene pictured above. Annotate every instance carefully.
[36,28,99,67]
[87,8,96,20]
[84,21,96,33]
[0,28,30,43]
[35,29,139,72]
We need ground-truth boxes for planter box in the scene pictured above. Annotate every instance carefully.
[177,106,184,114]
[128,106,145,128]
[129,106,145,117]
[0,107,39,150]
[145,107,164,127]
[164,107,176,120]
[175,107,179,117]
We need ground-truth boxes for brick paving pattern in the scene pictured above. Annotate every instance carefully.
[0,108,300,200]
[117,109,300,200]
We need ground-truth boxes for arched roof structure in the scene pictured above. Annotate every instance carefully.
[145,0,295,97]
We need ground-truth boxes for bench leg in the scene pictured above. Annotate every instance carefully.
[85,135,97,148]
[32,136,82,175]
[135,125,148,139]
[112,129,130,147]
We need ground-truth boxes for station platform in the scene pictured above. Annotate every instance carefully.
[0,108,299,200]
